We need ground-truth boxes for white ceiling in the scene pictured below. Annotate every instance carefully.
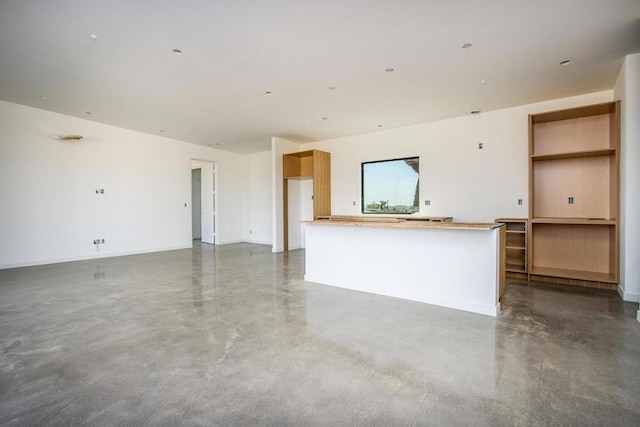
[1,0,638,154]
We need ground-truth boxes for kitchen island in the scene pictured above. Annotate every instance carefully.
[304,218,506,317]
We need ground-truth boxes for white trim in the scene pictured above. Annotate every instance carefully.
[245,238,273,246]
[0,244,192,270]
[618,283,640,303]
[215,239,244,245]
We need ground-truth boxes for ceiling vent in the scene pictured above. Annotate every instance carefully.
[49,134,83,141]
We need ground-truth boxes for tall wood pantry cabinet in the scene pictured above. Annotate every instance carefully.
[528,101,619,290]
[283,150,331,251]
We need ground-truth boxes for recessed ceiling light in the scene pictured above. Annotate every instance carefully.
[322,117,328,120]
[172,48,183,55]
[160,130,165,133]
[329,86,336,90]
[461,43,472,49]
[42,96,47,100]
[215,142,225,146]
[265,91,272,95]
[559,59,571,66]
[85,111,93,115]
[385,67,394,72]
[304,121,309,125]
[90,34,98,41]
[470,109,481,114]
[378,124,384,128]
[480,80,487,85]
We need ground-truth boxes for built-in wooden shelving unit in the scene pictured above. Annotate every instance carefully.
[528,101,619,290]
[496,218,528,280]
[283,150,331,251]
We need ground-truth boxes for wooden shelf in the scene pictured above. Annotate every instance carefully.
[531,148,615,161]
[530,267,616,284]
[506,264,527,273]
[531,102,617,124]
[531,218,616,225]
[506,246,525,250]
[506,230,526,234]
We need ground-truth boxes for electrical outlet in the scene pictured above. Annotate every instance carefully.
[352,201,356,206]
[101,239,105,244]
[93,239,99,244]
[249,230,252,235]
[518,199,523,205]
[478,143,483,149]
[425,200,431,206]
[568,197,574,204]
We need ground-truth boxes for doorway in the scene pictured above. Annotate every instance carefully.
[191,160,216,245]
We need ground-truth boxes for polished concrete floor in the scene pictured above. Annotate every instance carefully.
[1,243,639,426]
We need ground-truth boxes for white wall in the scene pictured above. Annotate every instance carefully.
[243,150,272,245]
[300,91,612,223]
[0,100,245,268]
[614,53,640,308]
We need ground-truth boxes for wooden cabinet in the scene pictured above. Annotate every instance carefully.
[496,218,528,279]
[528,101,619,289]
[283,150,331,251]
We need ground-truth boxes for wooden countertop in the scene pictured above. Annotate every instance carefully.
[305,218,504,231]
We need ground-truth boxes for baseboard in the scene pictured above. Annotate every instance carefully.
[214,239,244,245]
[0,244,193,270]
[617,283,640,303]
[244,238,272,246]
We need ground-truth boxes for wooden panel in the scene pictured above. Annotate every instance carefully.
[300,155,314,177]
[499,227,507,299]
[313,150,331,218]
[532,114,610,155]
[531,223,614,275]
[528,274,617,290]
[506,271,528,280]
[533,156,611,219]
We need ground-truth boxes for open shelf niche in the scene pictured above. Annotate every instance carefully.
[528,101,619,289]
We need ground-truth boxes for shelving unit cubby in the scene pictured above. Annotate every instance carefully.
[528,101,619,289]
[496,218,528,280]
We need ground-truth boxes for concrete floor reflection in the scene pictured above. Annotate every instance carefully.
[0,243,638,425]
